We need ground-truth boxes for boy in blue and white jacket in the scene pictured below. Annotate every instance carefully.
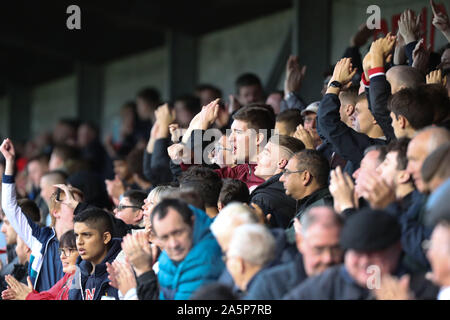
[1,138,67,291]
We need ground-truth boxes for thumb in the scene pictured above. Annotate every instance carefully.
[399,274,410,290]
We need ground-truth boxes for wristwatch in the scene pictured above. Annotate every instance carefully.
[329,81,342,88]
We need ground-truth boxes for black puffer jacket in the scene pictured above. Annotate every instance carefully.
[249,173,297,229]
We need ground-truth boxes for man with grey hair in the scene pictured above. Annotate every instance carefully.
[224,224,276,296]
[211,202,298,295]
[245,206,343,299]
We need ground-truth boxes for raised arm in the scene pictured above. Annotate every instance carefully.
[0,139,42,247]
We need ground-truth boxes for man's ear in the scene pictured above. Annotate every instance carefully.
[135,209,144,223]
[103,231,112,245]
[191,214,195,226]
[217,201,224,211]
[346,104,355,117]
[255,132,265,146]
[397,170,411,185]
[295,231,304,254]
[278,158,288,169]
[302,170,313,186]
[399,115,408,129]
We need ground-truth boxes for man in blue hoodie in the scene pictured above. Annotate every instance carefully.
[152,198,224,300]
[69,208,122,300]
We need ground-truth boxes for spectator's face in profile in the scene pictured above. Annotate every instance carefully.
[59,245,79,274]
[15,236,30,265]
[344,244,401,288]
[351,99,375,135]
[27,160,47,189]
[114,197,142,226]
[153,208,193,262]
[238,85,263,106]
[1,215,18,245]
[352,150,380,198]
[211,135,233,167]
[298,219,342,277]
[427,224,450,286]
[376,151,399,189]
[113,160,130,181]
[280,157,304,200]
[74,222,110,265]
[254,142,280,179]
[266,93,283,115]
[406,137,428,193]
[229,120,251,163]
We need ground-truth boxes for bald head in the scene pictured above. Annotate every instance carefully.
[386,66,425,94]
[407,126,450,192]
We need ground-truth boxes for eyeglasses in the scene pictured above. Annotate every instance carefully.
[117,204,142,211]
[58,248,76,257]
[281,168,306,177]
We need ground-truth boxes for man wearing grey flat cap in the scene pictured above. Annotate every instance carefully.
[283,208,439,300]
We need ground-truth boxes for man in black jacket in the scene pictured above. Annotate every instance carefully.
[250,134,305,228]
[280,149,333,242]
[317,57,387,176]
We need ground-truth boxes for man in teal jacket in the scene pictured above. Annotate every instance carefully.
[152,198,224,300]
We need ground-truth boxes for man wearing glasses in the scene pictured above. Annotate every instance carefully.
[113,190,147,228]
[280,149,333,243]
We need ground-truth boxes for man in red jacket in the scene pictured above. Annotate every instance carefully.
[170,101,276,191]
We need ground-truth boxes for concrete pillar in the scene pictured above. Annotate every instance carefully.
[166,31,198,101]
[293,0,331,103]
[76,63,104,126]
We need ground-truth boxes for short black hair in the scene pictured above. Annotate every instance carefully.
[235,73,262,94]
[174,94,202,115]
[292,149,330,188]
[386,137,411,170]
[387,88,435,130]
[179,166,222,208]
[27,153,50,167]
[136,87,161,106]
[233,104,276,140]
[195,84,222,99]
[59,229,76,249]
[276,109,303,135]
[151,199,194,229]
[218,179,250,207]
[123,189,147,210]
[73,208,114,238]
[17,199,41,223]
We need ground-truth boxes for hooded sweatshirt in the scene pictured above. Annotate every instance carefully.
[157,206,225,300]
[68,238,122,300]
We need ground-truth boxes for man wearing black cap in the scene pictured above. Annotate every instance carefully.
[283,209,439,300]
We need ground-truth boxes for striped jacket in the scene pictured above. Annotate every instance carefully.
[1,175,64,291]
